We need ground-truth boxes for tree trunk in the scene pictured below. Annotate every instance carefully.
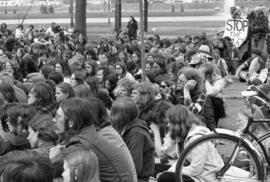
[75,0,86,36]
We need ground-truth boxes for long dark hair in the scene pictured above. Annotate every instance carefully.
[166,105,204,151]
[60,98,97,137]
[111,97,138,133]
[30,82,54,107]
[177,67,205,97]
[0,83,18,103]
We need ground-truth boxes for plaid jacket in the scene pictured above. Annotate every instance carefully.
[184,93,206,114]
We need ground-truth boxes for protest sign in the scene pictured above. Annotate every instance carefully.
[223,19,249,47]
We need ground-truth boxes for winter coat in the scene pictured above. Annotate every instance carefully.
[61,125,137,182]
[122,118,155,182]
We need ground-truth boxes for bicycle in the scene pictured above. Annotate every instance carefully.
[175,85,270,182]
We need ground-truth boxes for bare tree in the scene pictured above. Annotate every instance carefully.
[75,0,86,36]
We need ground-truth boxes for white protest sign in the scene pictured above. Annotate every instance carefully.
[223,19,249,47]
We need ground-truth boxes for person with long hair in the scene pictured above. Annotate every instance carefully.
[27,114,58,156]
[84,60,97,78]
[62,150,100,182]
[2,60,23,82]
[0,82,18,104]
[127,16,138,41]
[55,82,75,103]
[28,82,58,116]
[199,63,226,124]
[50,98,137,182]
[115,62,135,82]
[111,97,155,182]
[173,67,215,130]
[0,150,54,182]
[0,104,35,155]
[157,105,223,182]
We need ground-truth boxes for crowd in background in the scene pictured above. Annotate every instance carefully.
[0,5,268,182]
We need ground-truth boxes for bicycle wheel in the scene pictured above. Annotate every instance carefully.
[175,133,263,182]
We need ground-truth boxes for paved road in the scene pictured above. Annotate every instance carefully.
[0,15,226,25]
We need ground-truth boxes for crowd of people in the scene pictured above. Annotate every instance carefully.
[0,5,269,182]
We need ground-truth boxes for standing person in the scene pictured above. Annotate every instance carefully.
[249,6,269,51]
[127,16,138,41]
[111,97,155,182]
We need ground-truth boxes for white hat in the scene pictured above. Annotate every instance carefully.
[189,51,214,65]
[198,45,212,58]
[254,6,265,12]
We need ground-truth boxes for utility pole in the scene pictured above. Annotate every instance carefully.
[115,0,121,36]
[70,0,74,28]
[144,0,148,32]
[107,0,111,24]
[75,0,86,36]
[140,0,146,82]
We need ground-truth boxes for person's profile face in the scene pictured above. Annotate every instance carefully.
[27,126,39,148]
[55,87,68,103]
[177,74,187,91]
[130,89,141,105]
[28,88,37,105]
[53,107,66,135]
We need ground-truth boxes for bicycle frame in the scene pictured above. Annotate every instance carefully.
[213,116,270,179]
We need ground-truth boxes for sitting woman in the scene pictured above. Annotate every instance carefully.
[158,105,222,182]
[172,67,215,130]
[63,150,101,182]
[115,62,135,82]
[235,49,265,84]
[199,63,227,124]
[111,97,155,182]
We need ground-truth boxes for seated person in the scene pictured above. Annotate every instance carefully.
[0,104,35,155]
[0,150,54,182]
[235,49,265,84]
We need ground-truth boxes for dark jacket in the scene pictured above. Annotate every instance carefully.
[61,125,136,182]
[122,119,155,182]
[0,133,30,155]
[127,20,138,40]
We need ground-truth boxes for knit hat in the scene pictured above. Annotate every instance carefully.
[230,6,240,16]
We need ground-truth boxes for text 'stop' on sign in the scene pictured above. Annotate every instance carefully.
[223,19,249,48]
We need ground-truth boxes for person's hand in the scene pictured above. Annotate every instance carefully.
[149,122,159,132]
[49,145,65,159]
[184,80,197,91]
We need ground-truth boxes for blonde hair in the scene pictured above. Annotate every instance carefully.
[65,150,100,182]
